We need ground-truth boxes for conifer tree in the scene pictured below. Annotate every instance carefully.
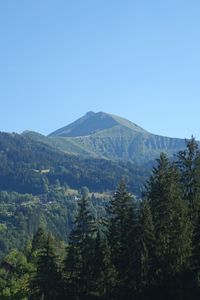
[92,229,116,300]
[192,212,200,287]
[30,233,62,300]
[132,201,156,296]
[177,137,200,298]
[31,227,47,253]
[107,181,135,299]
[145,153,192,296]
[64,195,96,300]
[177,137,200,225]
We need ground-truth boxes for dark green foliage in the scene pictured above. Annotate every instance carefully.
[107,182,136,299]
[0,130,150,259]
[0,131,149,195]
[132,201,156,296]
[0,132,64,195]
[31,227,47,253]
[1,137,200,300]
[145,153,192,299]
[177,136,200,225]
[92,231,116,300]
[192,212,200,287]
[64,196,96,300]
[30,233,62,300]
[0,188,77,259]
[0,249,33,299]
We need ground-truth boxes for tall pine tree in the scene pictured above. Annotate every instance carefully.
[145,153,192,298]
[132,201,156,298]
[107,181,135,299]
[177,137,200,225]
[30,233,62,300]
[192,212,200,288]
[92,229,116,300]
[64,195,96,300]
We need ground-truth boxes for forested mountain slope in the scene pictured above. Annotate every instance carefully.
[0,131,148,195]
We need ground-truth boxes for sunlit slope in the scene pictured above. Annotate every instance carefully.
[47,112,186,163]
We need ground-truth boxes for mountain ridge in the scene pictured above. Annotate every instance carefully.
[49,111,148,137]
[44,111,187,163]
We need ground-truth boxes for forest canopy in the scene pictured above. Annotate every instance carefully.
[0,138,200,299]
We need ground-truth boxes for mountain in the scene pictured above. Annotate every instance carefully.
[0,130,150,259]
[0,132,147,195]
[49,111,147,137]
[46,111,187,163]
[0,114,194,259]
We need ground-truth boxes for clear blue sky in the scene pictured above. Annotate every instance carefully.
[0,0,200,138]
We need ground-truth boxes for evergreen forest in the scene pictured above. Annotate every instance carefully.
[1,138,200,299]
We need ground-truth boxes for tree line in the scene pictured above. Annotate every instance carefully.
[1,137,200,299]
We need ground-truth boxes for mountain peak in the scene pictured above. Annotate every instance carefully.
[49,111,147,137]
[85,111,96,117]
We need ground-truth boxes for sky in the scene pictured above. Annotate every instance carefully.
[0,0,200,139]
